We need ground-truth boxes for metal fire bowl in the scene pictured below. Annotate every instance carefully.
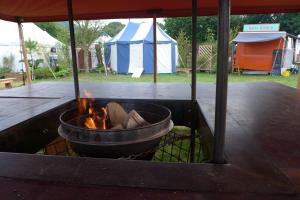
[58,102,173,158]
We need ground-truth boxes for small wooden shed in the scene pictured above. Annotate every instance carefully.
[233,31,297,74]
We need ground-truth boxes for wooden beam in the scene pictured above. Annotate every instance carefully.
[153,14,157,83]
[17,19,31,85]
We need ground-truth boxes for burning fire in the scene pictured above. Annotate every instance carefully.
[78,90,108,129]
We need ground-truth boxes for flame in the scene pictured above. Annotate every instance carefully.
[84,90,94,100]
[78,90,108,129]
[85,117,97,129]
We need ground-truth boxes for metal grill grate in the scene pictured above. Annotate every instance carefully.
[153,127,204,163]
[37,126,207,163]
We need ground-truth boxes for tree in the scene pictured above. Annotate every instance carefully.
[75,20,103,72]
[164,16,246,44]
[102,22,125,37]
[35,22,65,40]
[277,13,300,36]
[164,17,221,43]
[164,17,192,42]
[25,39,43,80]
[239,13,300,36]
[2,53,15,69]
[95,42,103,66]
[176,31,191,68]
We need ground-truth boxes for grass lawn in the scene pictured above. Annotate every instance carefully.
[34,72,299,88]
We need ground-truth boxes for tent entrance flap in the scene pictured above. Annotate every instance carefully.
[233,32,286,43]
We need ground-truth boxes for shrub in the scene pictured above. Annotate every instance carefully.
[55,67,71,77]
[2,54,15,69]
[95,63,106,73]
[176,31,191,68]
[0,67,12,78]
[34,67,53,79]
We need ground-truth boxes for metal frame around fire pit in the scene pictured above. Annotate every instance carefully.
[34,99,209,163]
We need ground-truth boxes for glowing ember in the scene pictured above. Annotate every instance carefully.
[78,90,107,129]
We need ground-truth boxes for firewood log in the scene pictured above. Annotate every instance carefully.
[111,124,124,130]
[107,102,128,126]
[123,110,150,129]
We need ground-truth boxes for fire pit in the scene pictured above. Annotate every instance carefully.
[58,98,172,159]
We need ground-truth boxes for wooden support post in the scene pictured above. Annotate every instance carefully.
[67,0,80,98]
[213,0,230,164]
[153,14,157,83]
[297,71,300,90]
[17,18,31,85]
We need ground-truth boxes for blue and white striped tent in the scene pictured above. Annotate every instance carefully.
[104,22,178,74]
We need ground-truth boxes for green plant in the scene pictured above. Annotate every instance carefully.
[34,67,53,79]
[95,42,103,66]
[75,20,103,72]
[2,54,15,69]
[205,27,215,44]
[0,67,12,78]
[54,66,71,77]
[176,30,191,68]
[25,39,39,66]
[32,58,44,69]
[96,63,105,73]
[57,44,71,68]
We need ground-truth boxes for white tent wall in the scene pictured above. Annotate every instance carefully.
[157,43,172,73]
[175,44,179,67]
[110,44,118,71]
[296,35,300,63]
[131,23,151,41]
[90,47,107,69]
[0,45,56,72]
[0,45,23,72]
[89,34,112,69]
[128,43,143,74]
[0,20,61,72]
[283,37,294,70]
[90,48,98,69]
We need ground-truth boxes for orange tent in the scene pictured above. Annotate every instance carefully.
[233,32,286,72]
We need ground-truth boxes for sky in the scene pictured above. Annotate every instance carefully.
[101,18,165,25]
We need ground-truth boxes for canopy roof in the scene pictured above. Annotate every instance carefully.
[106,22,176,45]
[0,0,300,22]
[233,32,287,43]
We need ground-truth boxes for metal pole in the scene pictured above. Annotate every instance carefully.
[153,14,157,83]
[191,0,197,101]
[17,18,32,85]
[296,38,300,88]
[213,0,230,164]
[67,0,80,98]
[189,0,197,163]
